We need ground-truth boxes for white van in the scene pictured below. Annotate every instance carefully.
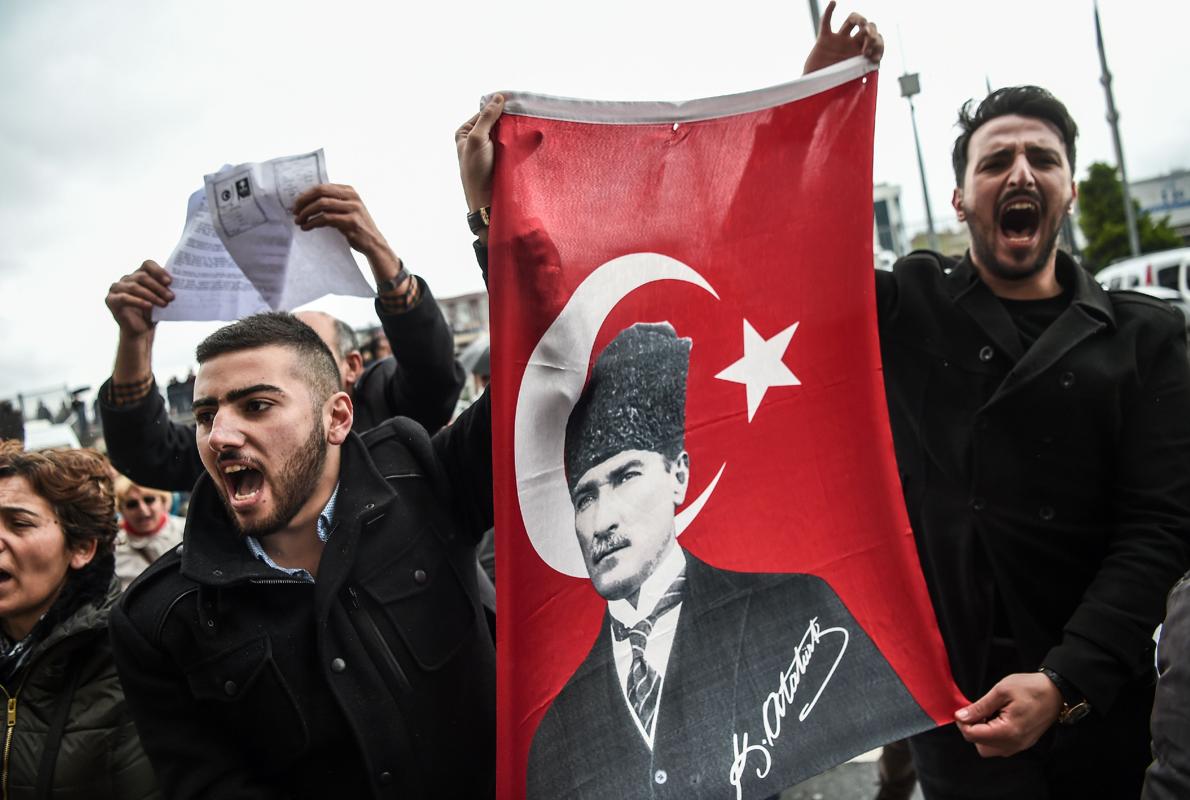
[1096,247,1190,301]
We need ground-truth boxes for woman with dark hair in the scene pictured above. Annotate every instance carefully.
[0,441,158,799]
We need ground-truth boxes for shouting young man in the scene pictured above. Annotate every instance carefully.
[877,86,1190,796]
[109,312,494,798]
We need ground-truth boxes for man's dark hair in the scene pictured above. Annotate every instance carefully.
[951,86,1078,186]
[196,312,341,402]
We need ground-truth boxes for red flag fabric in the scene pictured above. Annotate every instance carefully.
[489,58,964,800]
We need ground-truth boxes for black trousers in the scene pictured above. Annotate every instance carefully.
[909,679,1155,800]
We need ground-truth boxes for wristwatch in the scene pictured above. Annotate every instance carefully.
[467,206,491,235]
[377,263,410,295]
[1038,666,1091,724]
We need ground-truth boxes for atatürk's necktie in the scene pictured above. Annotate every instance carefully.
[611,570,687,736]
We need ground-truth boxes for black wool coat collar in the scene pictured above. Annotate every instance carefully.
[945,250,1115,408]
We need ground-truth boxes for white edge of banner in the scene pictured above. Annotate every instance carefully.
[481,56,877,125]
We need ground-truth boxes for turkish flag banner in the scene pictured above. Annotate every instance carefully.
[489,57,964,800]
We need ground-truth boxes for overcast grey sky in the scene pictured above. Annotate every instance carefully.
[2,0,1186,404]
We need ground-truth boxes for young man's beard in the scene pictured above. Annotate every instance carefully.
[967,212,1063,285]
[224,418,329,539]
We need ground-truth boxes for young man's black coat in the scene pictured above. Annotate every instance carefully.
[877,250,1190,793]
[109,393,493,800]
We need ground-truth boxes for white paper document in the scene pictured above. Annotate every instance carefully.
[154,149,374,322]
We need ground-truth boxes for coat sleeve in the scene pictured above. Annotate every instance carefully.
[98,378,204,492]
[1143,573,1190,800]
[874,250,952,327]
[431,388,492,544]
[107,711,162,800]
[108,601,282,800]
[1044,312,1190,712]
[366,276,466,435]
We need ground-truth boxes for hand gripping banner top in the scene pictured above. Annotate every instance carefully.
[487,56,964,800]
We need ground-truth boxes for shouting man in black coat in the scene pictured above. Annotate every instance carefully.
[874,81,1190,797]
[109,312,494,799]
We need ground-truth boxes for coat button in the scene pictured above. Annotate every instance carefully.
[212,569,223,577]
[364,503,375,511]
[413,569,428,584]
[1059,372,1075,389]
[175,545,184,555]
[1039,506,1055,521]
[223,680,237,696]
[972,497,987,512]
[654,770,667,785]
[331,658,347,673]
[378,771,392,785]
[979,345,994,362]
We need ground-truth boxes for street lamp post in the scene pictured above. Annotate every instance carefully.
[1094,1,1141,258]
[899,72,939,252]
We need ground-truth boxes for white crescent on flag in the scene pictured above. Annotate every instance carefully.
[513,252,726,577]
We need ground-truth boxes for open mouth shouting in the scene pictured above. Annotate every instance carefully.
[218,457,267,510]
[997,193,1043,248]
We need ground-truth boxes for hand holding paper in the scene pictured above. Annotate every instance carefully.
[107,260,175,336]
[155,149,375,322]
[292,184,404,286]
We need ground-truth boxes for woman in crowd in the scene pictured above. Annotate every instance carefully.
[0,441,158,799]
[113,476,183,590]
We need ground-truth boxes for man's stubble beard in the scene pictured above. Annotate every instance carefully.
[225,416,328,539]
[966,205,1062,285]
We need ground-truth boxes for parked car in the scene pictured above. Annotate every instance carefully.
[1096,247,1190,302]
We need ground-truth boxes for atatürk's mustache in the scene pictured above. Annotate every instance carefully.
[590,532,630,564]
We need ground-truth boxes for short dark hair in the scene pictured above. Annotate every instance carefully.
[951,86,1078,186]
[196,312,341,402]
[0,441,117,558]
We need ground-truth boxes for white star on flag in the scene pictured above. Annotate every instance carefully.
[714,319,801,422]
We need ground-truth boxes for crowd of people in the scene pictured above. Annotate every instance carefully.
[1,3,1188,798]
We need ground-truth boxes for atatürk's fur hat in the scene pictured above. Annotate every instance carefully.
[565,322,691,492]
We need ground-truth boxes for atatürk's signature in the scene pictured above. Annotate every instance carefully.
[728,617,849,800]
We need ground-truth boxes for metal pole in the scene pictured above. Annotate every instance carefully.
[908,98,940,252]
[808,0,821,35]
[899,72,939,252]
[1095,1,1141,257]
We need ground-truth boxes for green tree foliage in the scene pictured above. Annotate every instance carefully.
[1078,162,1182,271]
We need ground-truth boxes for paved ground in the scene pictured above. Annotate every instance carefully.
[778,752,925,800]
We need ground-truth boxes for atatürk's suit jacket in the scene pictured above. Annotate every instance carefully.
[527,554,931,800]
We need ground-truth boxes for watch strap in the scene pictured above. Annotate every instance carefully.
[1038,666,1091,724]
[376,263,411,295]
[467,206,491,235]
